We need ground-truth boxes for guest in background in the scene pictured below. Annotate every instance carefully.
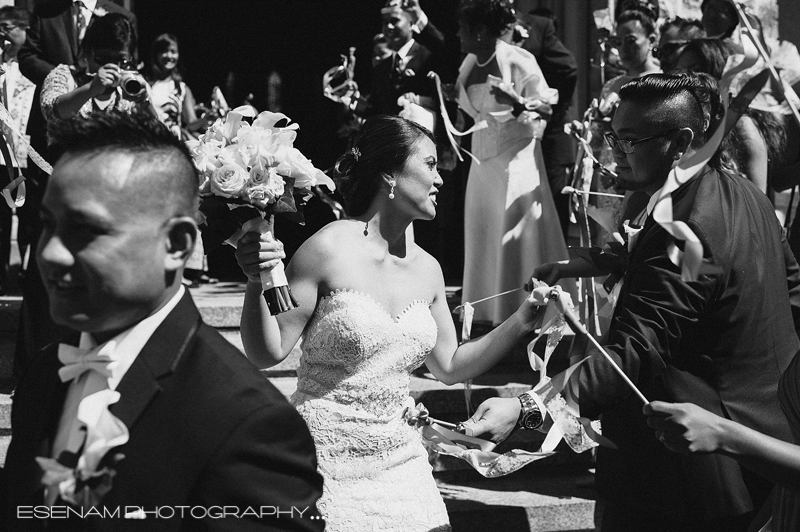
[672,38,786,193]
[146,33,208,141]
[591,4,660,244]
[702,0,739,41]
[40,13,148,129]
[656,17,706,72]
[456,0,570,325]
[0,6,34,295]
[511,8,578,237]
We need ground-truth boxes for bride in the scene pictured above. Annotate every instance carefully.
[235,115,543,531]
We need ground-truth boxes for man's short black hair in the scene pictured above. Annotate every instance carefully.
[620,72,726,168]
[48,110,199,217]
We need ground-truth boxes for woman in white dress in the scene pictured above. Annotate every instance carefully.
[235,115,543,531]
[456,0,570,325]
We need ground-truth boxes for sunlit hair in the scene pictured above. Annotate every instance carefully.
[615,0,659,20]
[458,0,516,39]
[81,12,136,58]
[616,4,657,36]
[334,115,433,217]
[148,33,182,82]
[48,110,198,216]
[619,72,727,170]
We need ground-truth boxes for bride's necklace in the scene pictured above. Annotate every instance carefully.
[475,51,496,68]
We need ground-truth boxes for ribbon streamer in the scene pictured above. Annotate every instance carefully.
[651,24,758,281]
[428,71,487,164]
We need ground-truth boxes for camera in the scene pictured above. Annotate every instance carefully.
[119,70,147,100]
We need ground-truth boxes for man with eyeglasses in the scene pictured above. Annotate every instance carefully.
[462,72,800,532]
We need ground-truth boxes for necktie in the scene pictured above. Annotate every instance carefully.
[73,1,87,46]
[58,343,113,382]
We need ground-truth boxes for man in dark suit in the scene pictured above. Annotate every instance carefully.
[12,0,135,385]
[2,111,324,531]
[462,72,800,532]
[512,11,577,236]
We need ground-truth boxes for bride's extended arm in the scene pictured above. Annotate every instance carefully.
[237,231,318,369]
[423,263,540,385]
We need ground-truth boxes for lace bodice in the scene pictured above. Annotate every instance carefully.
[296,289,436,417]
[291,289,450,531]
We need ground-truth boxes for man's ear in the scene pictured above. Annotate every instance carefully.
[673,127,695,158]
[164,216,197,272]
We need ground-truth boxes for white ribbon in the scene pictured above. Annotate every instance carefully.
[651,24,758,281]
[225,214,289,293]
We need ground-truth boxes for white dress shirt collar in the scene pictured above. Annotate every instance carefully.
[77,285,186,390]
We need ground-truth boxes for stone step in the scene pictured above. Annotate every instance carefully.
[439,464,597,532]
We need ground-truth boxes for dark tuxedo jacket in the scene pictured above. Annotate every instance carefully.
[578,169,800,528]
[2,291,324,531]
[515,13,577,168]
[367,40,436,118]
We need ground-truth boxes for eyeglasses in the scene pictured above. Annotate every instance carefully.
[604,129,680,154]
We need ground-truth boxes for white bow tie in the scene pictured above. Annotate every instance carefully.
[57,343,114,383]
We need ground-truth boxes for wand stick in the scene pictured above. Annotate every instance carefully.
[561,186,624,198]
[550,290,650,405]
[452,287,525,314]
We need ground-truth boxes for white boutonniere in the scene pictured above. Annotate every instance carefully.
[93,6,108,17]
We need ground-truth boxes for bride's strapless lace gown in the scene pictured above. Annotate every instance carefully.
[291,290,451,531]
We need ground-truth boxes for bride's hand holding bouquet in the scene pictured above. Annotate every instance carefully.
[186,106,334,314]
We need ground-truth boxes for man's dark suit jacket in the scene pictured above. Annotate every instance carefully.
[577,169,800,530]
[3,291,324,531]
[515,13,577,168]
[367,40,436,118]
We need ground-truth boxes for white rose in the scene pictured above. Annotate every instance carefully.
[210,163,248,198]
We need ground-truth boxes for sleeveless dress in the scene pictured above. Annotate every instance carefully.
[291,289,451,531]
[457,41,570,325]
[773,350,800,531]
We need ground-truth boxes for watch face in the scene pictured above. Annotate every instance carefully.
[522,410,543,430]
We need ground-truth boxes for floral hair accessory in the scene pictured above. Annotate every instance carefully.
[93,6,108,17]
[351,147,361,161]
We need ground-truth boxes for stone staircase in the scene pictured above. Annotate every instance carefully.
[0,282,598,532]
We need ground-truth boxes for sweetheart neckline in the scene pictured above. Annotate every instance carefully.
[318,289,431,323]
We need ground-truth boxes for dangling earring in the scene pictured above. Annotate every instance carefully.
[388,180,396,200]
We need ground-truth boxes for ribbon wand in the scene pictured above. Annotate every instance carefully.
[549,290,650,405]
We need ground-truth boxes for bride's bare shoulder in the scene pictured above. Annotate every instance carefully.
[293,220,361,262]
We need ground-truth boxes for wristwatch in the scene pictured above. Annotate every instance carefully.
[517,392,543,430]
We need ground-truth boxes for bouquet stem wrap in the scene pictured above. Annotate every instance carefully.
[227,215,298,315]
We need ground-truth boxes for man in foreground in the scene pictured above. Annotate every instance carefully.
[2,111,324,531]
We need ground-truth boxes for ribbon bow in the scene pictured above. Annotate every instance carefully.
[57,343,115,383]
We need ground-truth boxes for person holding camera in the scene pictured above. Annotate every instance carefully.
[40,12,153,135]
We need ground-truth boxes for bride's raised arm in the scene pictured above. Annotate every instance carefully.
[236,230,321,369]
[423,257,541,385]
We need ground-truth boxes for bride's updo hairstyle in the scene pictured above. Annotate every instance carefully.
[458,0,516,38]
[334,115,433,217]
[619,72,727,171]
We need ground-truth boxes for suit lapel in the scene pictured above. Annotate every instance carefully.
[109,291,201,433]
[62,5,79,61]
[12,338,74,505]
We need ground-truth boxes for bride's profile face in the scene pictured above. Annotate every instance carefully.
[394,137,442,221]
